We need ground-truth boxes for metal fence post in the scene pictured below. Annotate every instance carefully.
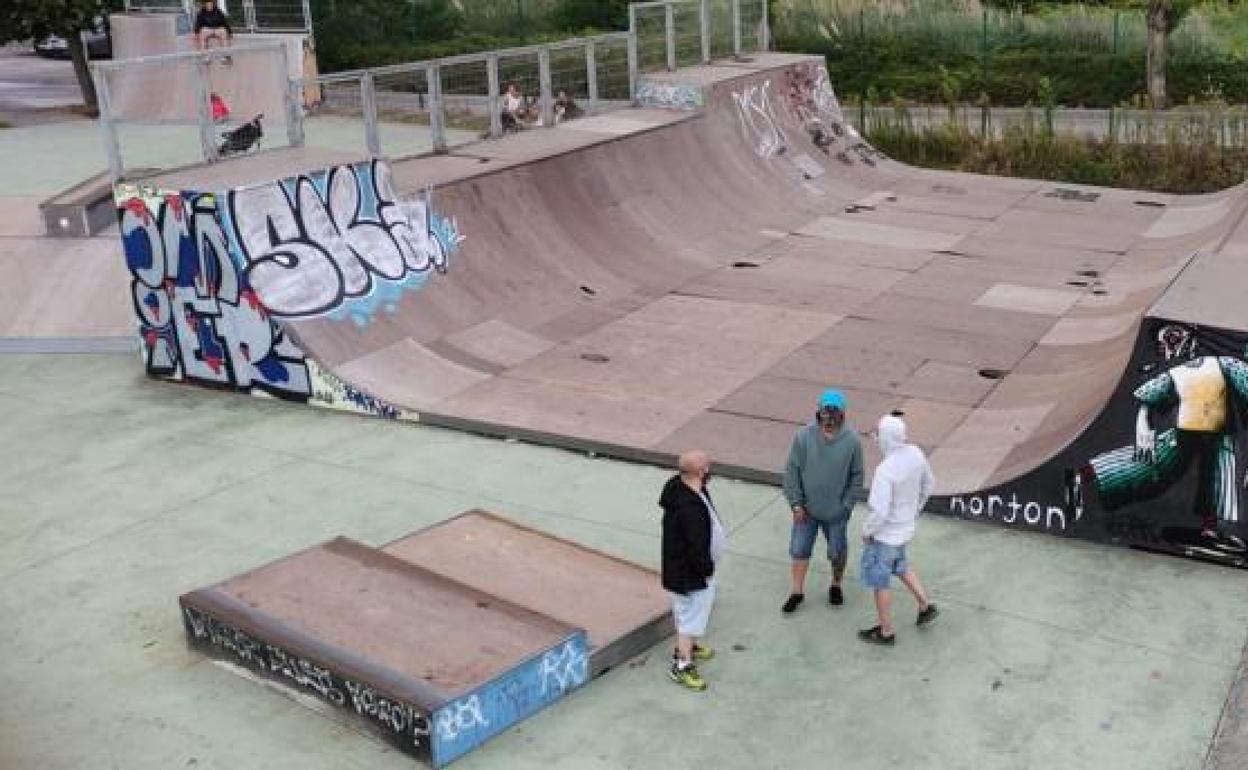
[360,71,381,157]
[732,0,741,57]
[242,0,258,34]
[700,0,711,63]
[980,9,989,89]
[762,0,771,51]
[427,64,447,153]
[665,3,676,71]
[286,77,305,148]
[627,5,639,100]
[585,42,598,112]
[94,67,124,181]
[193,55,219,163]
[537,47,554,127]
[487,54,502,138]
[301,0,313,34]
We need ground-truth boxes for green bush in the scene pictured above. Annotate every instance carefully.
[863,105,1248,193]
[774,1,1248,108]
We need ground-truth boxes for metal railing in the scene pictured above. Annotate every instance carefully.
[93,42,297,179]
[122,0,312,34]
[96,0,773,179]
[630,0,769,70]
[301,32,635,161]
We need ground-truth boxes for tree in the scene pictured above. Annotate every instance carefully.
[1,0,118,115]
[1146,0,1195,108]
[548,0,629,32]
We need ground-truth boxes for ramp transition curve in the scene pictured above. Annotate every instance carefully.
[116,53,1248,566]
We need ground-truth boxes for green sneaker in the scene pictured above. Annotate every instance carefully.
[692,643,714,662]
[669,663,708,691]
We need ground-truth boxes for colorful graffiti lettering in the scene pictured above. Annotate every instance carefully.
[119,190,312,399]
[226,159,463,328]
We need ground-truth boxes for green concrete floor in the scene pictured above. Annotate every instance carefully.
[1,353,1245,770]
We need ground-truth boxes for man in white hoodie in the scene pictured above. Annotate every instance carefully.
[858,413,939,645]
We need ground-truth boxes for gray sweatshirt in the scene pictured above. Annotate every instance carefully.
[782,423,864,524]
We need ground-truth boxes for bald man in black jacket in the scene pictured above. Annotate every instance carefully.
[660,449,727,692]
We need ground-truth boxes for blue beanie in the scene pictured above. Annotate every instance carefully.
[818,388,847,411]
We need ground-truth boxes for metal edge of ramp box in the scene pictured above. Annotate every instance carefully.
[179,536,592,767]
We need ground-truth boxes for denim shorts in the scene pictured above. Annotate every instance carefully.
[789,517,849,562]
[860,540,909,590]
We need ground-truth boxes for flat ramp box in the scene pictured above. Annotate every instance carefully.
[179,537,589,767]
[383,510,673,677]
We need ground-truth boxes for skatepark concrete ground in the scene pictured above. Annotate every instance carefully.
[3,52,1248,770]
[1,351,1246,770]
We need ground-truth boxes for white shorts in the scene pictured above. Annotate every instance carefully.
[671,581,716,636]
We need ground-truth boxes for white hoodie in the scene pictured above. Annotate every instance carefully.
[862,415,935,546]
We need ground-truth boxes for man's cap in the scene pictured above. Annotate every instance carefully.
[818,388,847,411]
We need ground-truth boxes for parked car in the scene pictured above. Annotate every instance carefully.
[34,17,111,60]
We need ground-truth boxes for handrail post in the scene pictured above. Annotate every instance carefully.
[627,7,639,100]
[585,42,598,113]
[700,0,710,63]
[732,0,742,57]
[760,0,770,51]
[487,53,502,138]
[537,47,554,127]
[94,67,124,181]
[665,3,676,71]
[360,70,381,157]
[286,77,305,148]
[193,54,219,163]
[427,64,447,153]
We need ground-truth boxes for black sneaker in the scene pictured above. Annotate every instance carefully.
[917,604,939,627]
[782,593,804,613]
[1201,529,1247,554]
[857,625,895,645]
[828,585,844,606]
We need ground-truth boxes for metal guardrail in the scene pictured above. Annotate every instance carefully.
[122,0,312,34]
[97,0,772,180]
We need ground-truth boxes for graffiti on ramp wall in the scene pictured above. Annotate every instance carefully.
[935,319,1248,568]
[119,190,312,400]
[780,61,878,166]
[225,159,463,328]
[115,160,449,421]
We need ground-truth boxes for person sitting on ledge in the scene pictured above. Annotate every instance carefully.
[194,0,233,50]
[554,90,584,124]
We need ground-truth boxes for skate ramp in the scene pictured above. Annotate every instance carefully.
[119,53,1248,564]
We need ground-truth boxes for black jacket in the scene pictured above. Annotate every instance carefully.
[195,7,232,33]
[660,475,715,594]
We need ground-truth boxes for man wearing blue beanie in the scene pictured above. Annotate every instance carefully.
[781,388,865,613]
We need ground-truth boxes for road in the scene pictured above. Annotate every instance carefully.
[0,48,84,120]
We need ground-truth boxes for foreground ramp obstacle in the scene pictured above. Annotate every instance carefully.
[119,53,1248,569]
[180,512,669,766]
